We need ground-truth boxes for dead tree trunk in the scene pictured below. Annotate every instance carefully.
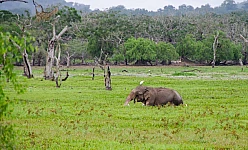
[212,32,219,68]
[239,34,248,65]
[52,40,69,87]
[66,51,74,68]
[23,50,33,78]
[105,66,112,90]
[44,38,55,80]
[10,39,33,78]
[66,52,70,68]
[103,51,108,77]
[239,58,244,71]
[92,67,95,80]
[54,43,61,87]
[44,21,68,80]
[94,49,105,71]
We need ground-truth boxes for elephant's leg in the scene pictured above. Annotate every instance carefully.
[145,100,155,106]
[145,101,150,106]
[145,96,156,106]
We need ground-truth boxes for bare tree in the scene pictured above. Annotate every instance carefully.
[212,31,219,68]
[44,16,68,80]
[94,48,105,70]
[239,34,248,65]
[66,51,74,68]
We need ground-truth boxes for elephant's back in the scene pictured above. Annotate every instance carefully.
[156,88,175,99]
[156,88,183,105]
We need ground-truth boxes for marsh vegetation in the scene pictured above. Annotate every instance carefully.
[5,66,248,149]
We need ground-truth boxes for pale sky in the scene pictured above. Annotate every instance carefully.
[65,0,245,11]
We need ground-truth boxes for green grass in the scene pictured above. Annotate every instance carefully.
[172,72,197,76]
[5,66,248,149]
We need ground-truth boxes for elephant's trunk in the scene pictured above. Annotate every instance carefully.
[124,91,135,106]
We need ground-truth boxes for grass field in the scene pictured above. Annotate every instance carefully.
[5,65,248,149]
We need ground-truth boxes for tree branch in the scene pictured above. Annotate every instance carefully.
[56,26,68,40]
[240,34,248,43]
[9,39,21,52]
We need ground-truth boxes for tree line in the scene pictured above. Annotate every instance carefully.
[78,9,246,66]
[1,0,248,16]
[1,1,248,67]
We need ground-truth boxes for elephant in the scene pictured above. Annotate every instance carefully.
[124,86,183,106]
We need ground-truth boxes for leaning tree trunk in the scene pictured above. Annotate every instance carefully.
[23,50,33,78]
[10,38,33,78]
[44,22,68,80]
[212,32,219,68]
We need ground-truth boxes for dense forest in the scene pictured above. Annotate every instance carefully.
[1,0,248,66]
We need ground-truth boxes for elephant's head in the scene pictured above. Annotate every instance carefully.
[124,86,149,106]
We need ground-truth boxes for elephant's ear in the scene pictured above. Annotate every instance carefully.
[143,88,150,100]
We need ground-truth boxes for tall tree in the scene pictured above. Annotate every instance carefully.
[156,41,179,64]
[125,37,156,65]
[176,34,197,60]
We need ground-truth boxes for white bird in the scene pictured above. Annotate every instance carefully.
[140,80,144,85]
